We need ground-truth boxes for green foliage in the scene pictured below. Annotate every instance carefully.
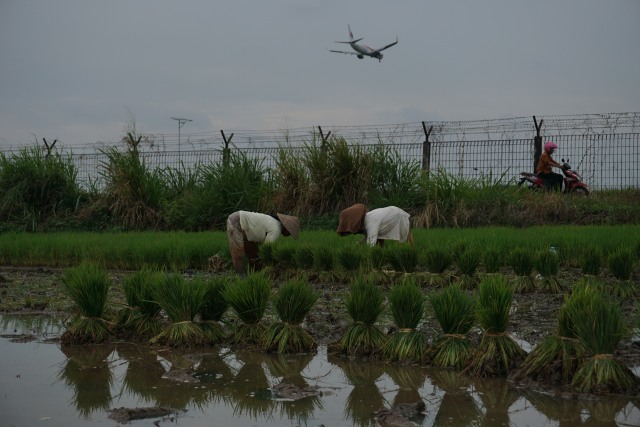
[456,248,482,276]
[337,246,365,271]
[580,246,602,276]
[508,247,533,277]
[293,245,315,269]
[224,271,271,325]
[534,250,559,277]
[313,246,334,271]
[476,274,513,333]
[152,273,206,323]
[388,277,423,329]
[118,268,163,338]
[0,144,81,230]
[482,247,502,273]
[198,276,230,321]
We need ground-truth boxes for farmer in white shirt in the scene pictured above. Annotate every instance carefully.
[227,211,300,274]
[337,204,413,246]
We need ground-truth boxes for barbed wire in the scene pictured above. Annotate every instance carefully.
[8,112,639,154]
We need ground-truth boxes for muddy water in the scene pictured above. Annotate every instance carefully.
[1,314,639,427]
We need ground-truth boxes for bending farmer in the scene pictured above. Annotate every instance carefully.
[337,204,413,246]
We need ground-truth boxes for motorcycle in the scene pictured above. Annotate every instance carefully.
[518,158,589,195]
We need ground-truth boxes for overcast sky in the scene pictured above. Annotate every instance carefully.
[1,0,639,148]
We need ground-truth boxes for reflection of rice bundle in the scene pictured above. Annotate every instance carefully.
[430,369,481,427]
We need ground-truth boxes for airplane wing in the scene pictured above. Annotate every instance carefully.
[375,38,398,52]
[329,49,360,55]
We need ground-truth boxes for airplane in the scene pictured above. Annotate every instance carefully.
[329,25,398,62]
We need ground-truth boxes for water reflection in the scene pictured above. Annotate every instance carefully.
[58,344,115,418]
[2,313,639,427]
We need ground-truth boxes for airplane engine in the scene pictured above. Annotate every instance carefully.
[357,55,363,59]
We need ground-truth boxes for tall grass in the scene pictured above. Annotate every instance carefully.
[0,144,81,231]
[61,262,112,344]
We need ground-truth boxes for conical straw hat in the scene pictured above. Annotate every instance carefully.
[277,213,300,239]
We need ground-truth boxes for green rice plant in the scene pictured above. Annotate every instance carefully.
[567,286,637,394]
[508,247,535,293]
[197,276,230,343]
[428,284,476,369]
[579,246,602,276]
[482,247,502,274]
[263,278,318,353]
[465,274,526,376]
[337,246,365,271]
[116,268,163,339]
[60,262,113,345]
[383,277,427,363]
[456,248,482,289]
[514,296,586,384]
[293,245,315,270]
[150,272,207,347]
[387,245,419,273]
[224,271,271,346]
[313,246,334,271]
[369,246,387,269]
[273,245,296,269]
[338,273,387,356]
[607,246,636,281]
[424,247,452,274]
[259,243,275,266]
[533,250,563,293]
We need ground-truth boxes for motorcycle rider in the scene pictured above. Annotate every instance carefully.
[536,141,564,190]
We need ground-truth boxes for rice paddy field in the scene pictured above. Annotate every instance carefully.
[1,224,639,426]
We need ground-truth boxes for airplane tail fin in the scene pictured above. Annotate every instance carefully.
[348,24,354,40]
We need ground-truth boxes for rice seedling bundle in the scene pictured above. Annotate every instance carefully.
[428,284,476,369]
[515,296,586,383]
[465,274,527,376]
[337,273,387,356]
[579,246,602,276]
[424,247,452,274]
[313,246,334,271]
[117,268,163,339]
[482,247,502,274]
[150,273,207,347]
[388,245,419,273]
[369,246,388,269]
[259,243,275,266]
[293,246,315,269]
[607,247,638,298]
[263,278,318,353]
[383,277,427,363]
[61,262,113,344]
[337,246,365,271]
[273,246,296,269]
[456,248,481,289]
[508,247,535,293]
[197,276,230,343]
[224,271,271,346]
[567,286,637,394]
[533,250,563,293]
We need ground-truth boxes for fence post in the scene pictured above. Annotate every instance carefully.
[533,116,543,173]
[220,130,234,167]
[318,126,331,152]
[421,122,433,173]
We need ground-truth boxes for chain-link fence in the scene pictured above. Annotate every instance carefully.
[11,113,640,190]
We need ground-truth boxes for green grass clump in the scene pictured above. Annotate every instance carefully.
[61,263,113,344]
[264,278,318,353]
[568,286,637,394]
[313,246,334,271]
[198,276,230,343]
[273,246,296,269]
[607,246,636,281]
[150,272,207,347]
[482,247,502,274]
[383,277,427,363]
[534,250,563,293]
[224,271,271,346]
[465,274,527,376]
[428,284,476,369]
[117,268,163,339]
[337,273,387,357]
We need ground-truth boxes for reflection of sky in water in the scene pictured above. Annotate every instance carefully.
[1,314,639,427]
